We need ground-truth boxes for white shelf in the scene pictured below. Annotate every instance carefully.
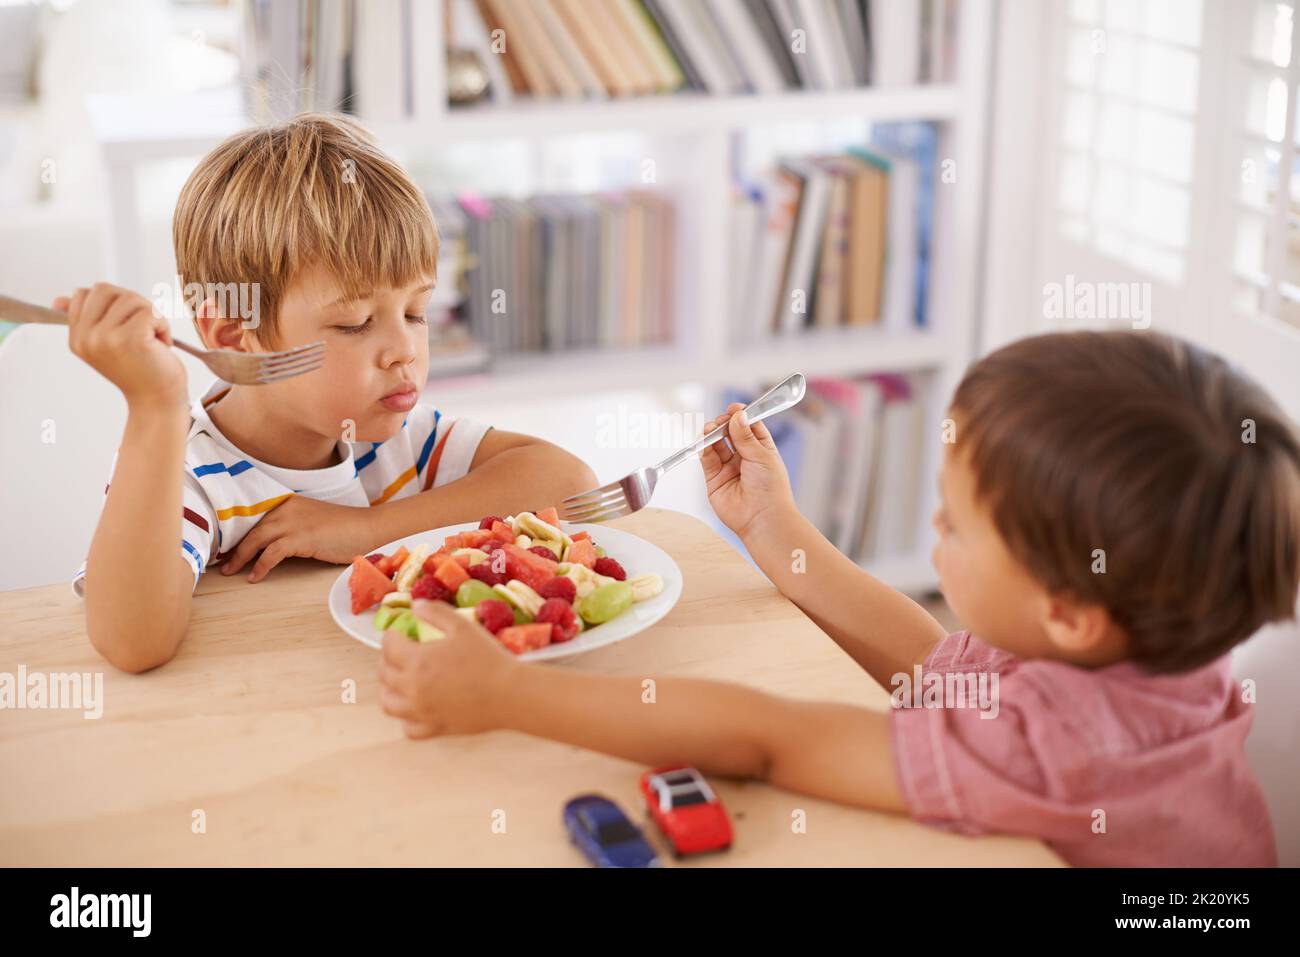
[88,84,961,160]
[423,328,950,405]
[375,85,962,146]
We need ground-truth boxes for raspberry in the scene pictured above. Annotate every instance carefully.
[467,561,507,587]
[537,576,576,604]
[411,574,454,603]
[366,553,384,565]
[475,599,514,635]
[535,597,579,643]
[479,515,504,530]
[593,556,626,581]
[529,545,559,561]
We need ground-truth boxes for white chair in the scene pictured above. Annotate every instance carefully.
[1233,618,1300,866]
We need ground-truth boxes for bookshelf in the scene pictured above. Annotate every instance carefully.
[86,0,993,594]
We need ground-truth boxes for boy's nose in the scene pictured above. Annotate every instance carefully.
[379,325,418,366]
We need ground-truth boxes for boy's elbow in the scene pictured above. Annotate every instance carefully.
[87,622,183,674]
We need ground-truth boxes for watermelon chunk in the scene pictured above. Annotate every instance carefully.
[497,623,552,654]
[565,538,597,569]
[501,543,559,592]
[349,556,397,614]
[569,530,591,542]
[377,546,410,579]
[536,506,560,527]
[489,520,515,543]
[423,548,452,575]
[460,529,492,548]
[433,557,471,592]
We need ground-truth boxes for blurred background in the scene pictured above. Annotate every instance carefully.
[0,0,1298,862]
[0,0,1297,593]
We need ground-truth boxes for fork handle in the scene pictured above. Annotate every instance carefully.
[0,294,201,357]
[657,373,807,474]
[0,295,69,325]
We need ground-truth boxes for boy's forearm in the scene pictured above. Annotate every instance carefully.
[741,506,946,688]
[367,444,597,543]
[84,403,192,672]
[495,665,773,778]
[493,664,905,813]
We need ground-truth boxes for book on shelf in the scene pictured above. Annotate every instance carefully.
[239,0,960,118]
[436,187,675,358]
[241,0,401,122]
[444,0,961,106]
[728,122,936,341]
[869,121,939,328]
[721,371,927,568]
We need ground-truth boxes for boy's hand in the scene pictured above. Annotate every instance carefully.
[220,495,380,582]
[378,600,517,739]
[61,283,186,408]
[699,403,796,540]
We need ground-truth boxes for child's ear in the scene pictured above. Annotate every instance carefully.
[194,299,250,352]
[1041,592,1116,657]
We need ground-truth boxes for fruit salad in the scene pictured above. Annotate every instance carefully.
[347,507,665,654]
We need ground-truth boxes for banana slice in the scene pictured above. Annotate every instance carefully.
[491,581,543,618]
[393,545,430,593]
[514,534,532,549]
[502,580,543,617]
[560,563,617,599]
[454,606,478,622]
[516,511,572,548]
[629,573,664,602]
[491,583,523,612]
[451,547,490,566]
[380,591,412,608]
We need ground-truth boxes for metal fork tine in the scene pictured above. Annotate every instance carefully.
[257,360,325,383]
[565,502,630,523]
[256,351,323,370]
[561,485,627,509]
[563,492,628,518]
[259,345,326,368]
[561,502,627,521]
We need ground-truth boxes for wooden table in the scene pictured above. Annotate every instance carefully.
[0,508,1060,866]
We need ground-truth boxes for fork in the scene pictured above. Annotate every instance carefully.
[560,372,807,524]
[0,294,326,385]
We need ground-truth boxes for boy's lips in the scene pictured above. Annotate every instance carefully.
[380,384,419,412]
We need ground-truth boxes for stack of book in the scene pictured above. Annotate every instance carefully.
[730,121,936,340]
[723,372,928,564]
[451,0,960,104]
[431,189,676,357]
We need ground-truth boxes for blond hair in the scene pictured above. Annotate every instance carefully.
[173,112,438,343]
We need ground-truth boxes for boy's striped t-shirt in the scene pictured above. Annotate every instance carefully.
[72,380,490,596]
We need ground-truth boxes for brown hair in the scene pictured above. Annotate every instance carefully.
[173,112,438,344]
[952,330,1300,673]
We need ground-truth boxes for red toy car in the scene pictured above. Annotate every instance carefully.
[639,765,733,857]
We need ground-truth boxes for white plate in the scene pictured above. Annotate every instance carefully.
[328,521,683,662]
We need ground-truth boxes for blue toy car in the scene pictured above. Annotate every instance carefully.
[564,794,660,868]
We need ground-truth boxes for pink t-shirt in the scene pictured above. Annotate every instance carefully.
[889,631,1276,867]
